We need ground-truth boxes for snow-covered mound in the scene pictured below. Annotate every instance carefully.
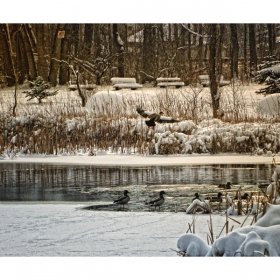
[206,225,280,257]
[234,231,270,257]
[177,233,211,256]
[258,94,280,116]
[255,203,280,226]
[86,90,133,115]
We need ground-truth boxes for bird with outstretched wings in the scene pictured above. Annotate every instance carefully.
[136,107,179,129]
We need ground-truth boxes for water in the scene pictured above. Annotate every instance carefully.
[0,163,272,212]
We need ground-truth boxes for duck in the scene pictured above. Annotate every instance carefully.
[234,192,250,200]
[113,190,130,210]
[146,190,166,211]
[218,182,232,189]
[136,107,179,130]
[192,193,202,202]
[207,192,223,203]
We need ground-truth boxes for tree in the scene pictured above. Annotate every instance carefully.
[0,24,15,86]
[49,23,65,86]
[142,24,156,83]
[208,24,223,118]
[249,24,258,73]
[20,24,37,80]
[59,24,72,85]
[37,24,49,81]
[113,24,124,77]
[230,24,239,79]
[267,24,276,56]
[22,76,58,103]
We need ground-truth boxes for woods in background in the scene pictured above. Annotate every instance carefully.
[0,23,279,88]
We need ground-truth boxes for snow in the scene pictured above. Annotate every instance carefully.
[1,84,280,279]
[1,202,278,279]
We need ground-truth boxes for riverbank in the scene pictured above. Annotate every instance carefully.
[1,153,278,166]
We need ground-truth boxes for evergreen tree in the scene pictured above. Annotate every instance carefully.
[22,76,58,103]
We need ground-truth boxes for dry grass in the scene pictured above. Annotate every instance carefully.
[0,83,279,156]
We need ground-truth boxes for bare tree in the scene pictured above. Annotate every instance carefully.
[37,24,49,81]
[142,24,156,83]
[230,24,239,79]
[267,24,276,56]
[249,24,257,73]
[113,24,124,77]
[49,24,65,86]
[208,24,223,118]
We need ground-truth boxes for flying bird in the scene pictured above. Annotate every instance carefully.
[146,190,166,211]
[114,190,130,210]
[136,107,179,129]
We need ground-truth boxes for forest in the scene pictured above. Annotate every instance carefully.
[1,23,279,89]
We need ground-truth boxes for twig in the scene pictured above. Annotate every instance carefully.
[227,216,241,224]
[240,211,251,227]
[170,248,186,257]
[217,221,227,239]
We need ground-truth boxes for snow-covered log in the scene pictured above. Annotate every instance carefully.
[186,199,210,214]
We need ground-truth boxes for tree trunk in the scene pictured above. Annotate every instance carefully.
[198,24,204,69]
[188,24,192,81]
[93,24,101,59]
[249,24,257,72]
[59,24,71,85]
[243,24,248,80]
[113,24,124,77]
[20,24,37,80]
[0,24,15,86]
[5,24,19,116]
[208,24,220,118]
[230,24,239,79]
[76,71,86,107]
[49,23,65,86]
[37,24,49,81]
[84,24,93,56]
[17,32,28,84]
[142,24,155,83]
[267,24,276,56]
[25,24,37,53]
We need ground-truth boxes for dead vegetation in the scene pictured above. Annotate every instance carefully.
[1,83,280,157]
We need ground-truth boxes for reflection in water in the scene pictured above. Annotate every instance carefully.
[0,163,272,205]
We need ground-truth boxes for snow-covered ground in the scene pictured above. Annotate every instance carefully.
[2,203,251,257]
[1,202,277,280]
[1,83,279,279]
[5,152,280,165]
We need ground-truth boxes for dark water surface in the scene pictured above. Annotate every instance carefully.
[0,163,272,211]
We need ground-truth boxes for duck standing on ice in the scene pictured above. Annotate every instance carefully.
[146,190,166,211]
[113,190,130,210]
[136,107,179,130]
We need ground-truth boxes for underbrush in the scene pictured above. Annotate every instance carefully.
[1,83,280,157]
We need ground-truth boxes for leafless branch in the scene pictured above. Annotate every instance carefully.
[181,24,210,38]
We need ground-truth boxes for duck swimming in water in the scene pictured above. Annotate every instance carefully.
[207,192,223,203]
[192,193,202,202]
[114,190,130,210]
[136,107,179,130]
[218,182,232,189]
[146,190,166,211]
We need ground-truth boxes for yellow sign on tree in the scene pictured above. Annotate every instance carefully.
[57,30,65,38]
